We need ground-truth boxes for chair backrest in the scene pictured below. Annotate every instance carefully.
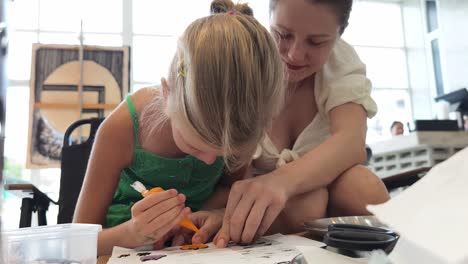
[57,118,104,224]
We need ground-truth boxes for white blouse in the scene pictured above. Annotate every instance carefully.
[253,38,378,174]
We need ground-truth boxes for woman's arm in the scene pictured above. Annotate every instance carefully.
[273,102,368,197]
[214,102,368,246]
[201,165,252,210]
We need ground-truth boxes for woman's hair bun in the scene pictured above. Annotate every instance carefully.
[210,0,253,16]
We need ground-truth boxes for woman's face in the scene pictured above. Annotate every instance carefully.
[270,0,340,83]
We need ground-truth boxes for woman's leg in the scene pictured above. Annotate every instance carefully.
[327,165,390,217]
[268,165,388,234]
[269,188,329,234]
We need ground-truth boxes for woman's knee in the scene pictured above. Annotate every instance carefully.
[278,188,328,233]
[328,165,389,216]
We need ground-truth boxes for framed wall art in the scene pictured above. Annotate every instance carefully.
[27,44,130,168]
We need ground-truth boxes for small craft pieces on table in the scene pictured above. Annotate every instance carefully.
[140,254,167,262]
[180,243,209,250]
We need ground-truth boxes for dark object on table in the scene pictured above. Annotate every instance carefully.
[304,215,387,237]
[323,224,399,253]
[410,119,459,131]
[434,88,468,111]
[382,167,431,191]
[434,88,468,129]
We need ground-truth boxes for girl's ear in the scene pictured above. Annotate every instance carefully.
[161,77,169,102]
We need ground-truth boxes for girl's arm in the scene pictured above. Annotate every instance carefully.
[73,90,187,255]
[73,98,137,255]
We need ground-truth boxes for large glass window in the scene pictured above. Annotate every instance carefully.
[132,36,177,83]
[343,1,411,142]
[6,0,411,169]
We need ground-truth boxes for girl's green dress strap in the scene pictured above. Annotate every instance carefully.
[125,95,141,147]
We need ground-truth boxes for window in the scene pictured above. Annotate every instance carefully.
[424,0,444,97]
[7,0,125,180]
[6,0,412,171]
[343,1,411,143]
[425,0,439,33]
[130,0,270,88]
[431,39,444,96]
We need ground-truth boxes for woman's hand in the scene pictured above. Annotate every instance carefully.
[125,189,190,247]
[214,174,289,247]
[169,209,225,247]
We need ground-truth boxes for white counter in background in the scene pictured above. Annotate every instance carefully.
[368,131,468,178]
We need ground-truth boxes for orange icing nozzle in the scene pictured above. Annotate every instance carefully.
[142,187,164,197]
[179,217,200,234]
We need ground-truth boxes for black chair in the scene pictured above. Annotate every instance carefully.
[57,117,104,224]
[6,118,104,227]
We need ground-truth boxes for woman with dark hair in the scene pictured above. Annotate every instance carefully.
[209,0,390,247]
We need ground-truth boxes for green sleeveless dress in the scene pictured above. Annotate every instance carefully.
[105,95,224,227]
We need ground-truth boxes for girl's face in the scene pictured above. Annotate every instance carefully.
[171,118,251,167]
[171,119,221,165]
[163,79,249,167]
[270,0,340,83]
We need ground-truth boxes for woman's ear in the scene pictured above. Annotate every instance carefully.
[161,77,169,102]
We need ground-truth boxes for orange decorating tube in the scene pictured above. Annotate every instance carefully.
[142,187,200,234]
[142,187,164,196]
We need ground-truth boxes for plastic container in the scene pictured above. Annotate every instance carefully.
[2,223,101,264]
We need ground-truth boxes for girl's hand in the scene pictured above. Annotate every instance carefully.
[169,209,225,246]
[214,174,288,247]
[126,189,191,246]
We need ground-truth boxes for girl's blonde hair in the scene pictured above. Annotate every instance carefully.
[144,1,284,171]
